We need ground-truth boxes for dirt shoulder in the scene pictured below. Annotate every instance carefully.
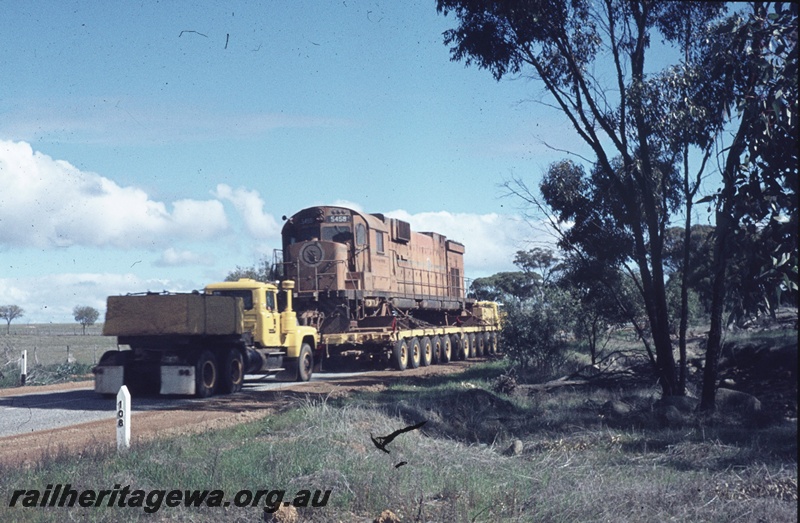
[0,362,473,468]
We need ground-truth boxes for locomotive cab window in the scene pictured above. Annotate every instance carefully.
[375,231,385,254]
[285,225,319,245]
[355,223,366,246]
[322,225,352,243]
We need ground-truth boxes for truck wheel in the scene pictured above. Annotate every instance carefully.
[297,343,313,382]
[440,335,452,363]
[218,349,244,394]
[408,338,421,369]
[420,337,433,367]
[431,336,442,364]
[476,332,486,357]
[195,350,218,398]
[392,339,409,371]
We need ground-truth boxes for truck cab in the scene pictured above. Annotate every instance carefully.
[95,279,318,398]
[205,279,283,348]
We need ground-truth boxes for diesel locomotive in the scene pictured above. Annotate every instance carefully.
[280,205,473,334]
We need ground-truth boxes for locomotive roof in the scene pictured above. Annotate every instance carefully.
[283,205,465,247]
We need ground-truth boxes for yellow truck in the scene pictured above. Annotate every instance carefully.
[94,279,317,397]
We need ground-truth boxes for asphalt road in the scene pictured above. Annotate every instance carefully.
[0,372,365,439]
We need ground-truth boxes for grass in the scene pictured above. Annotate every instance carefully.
[0,323,796,521]
[0,359,796,523]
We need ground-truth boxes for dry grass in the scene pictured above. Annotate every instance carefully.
[1,359,796,523]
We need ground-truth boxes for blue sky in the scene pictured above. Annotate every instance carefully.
[0,0,626,323]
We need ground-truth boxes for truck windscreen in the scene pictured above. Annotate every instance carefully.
[209,290,253,310]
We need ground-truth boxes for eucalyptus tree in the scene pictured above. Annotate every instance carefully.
[696,2,797,410]
[437,0,728,395]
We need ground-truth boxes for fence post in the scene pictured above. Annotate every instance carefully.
[20,350,27,386]
[116,385,131,452]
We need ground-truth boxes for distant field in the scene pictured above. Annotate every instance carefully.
[1,323,118,367]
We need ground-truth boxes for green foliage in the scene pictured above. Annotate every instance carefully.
[469,271,537,301]
[224,258,274,282]
[500,292,573,380]
[665,277,705,330]
[468,248,561,301]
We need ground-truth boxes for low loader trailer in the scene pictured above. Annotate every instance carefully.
[94,280,317,397]
[317,301,502,370]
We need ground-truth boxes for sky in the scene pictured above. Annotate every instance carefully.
[1,0,599,323]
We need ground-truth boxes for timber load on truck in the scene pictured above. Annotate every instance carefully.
[279,205,502,369]
[94,279,317,397]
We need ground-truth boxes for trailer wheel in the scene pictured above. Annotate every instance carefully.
[431,336,442,364]
[467,332,477,358]
[476,332,486,357]
[218,349,244,394]
[453,334,466,361]
[440,335,452,363]
[420,337,433,367]
[195,350,218,398]
[460,334,470,360]
[297,343,314,382]
[408,338,421,369]
[392,339,409,371]
[487,332,497,355]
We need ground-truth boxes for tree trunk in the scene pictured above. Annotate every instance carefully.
[678,208,691,395]
[701,210,731,411]
[700,100,753,411]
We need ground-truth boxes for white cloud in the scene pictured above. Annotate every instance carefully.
[154,248,215,267]
[213,184,280,239]
[0,272,202,324]
[0,140,229,248]
[328,200,365,213]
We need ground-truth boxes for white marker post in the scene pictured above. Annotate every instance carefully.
[20,350,27,386]
[116,385,131,452]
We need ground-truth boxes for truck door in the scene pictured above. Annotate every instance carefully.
[259,289,282,348]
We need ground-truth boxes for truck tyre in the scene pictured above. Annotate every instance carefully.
[420,337,433,367]
[195,350,218,398]
[218,349,244,394]
[392,338,409,371]
[468,333,477,358]
[297,343,313,382]
[461,334,471,360]
[440,335,452,363]
[453,334,466,361]
[487,332,497,354]
[431,336,442,364]
[476,332,486,357]
[408,337,421,369]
